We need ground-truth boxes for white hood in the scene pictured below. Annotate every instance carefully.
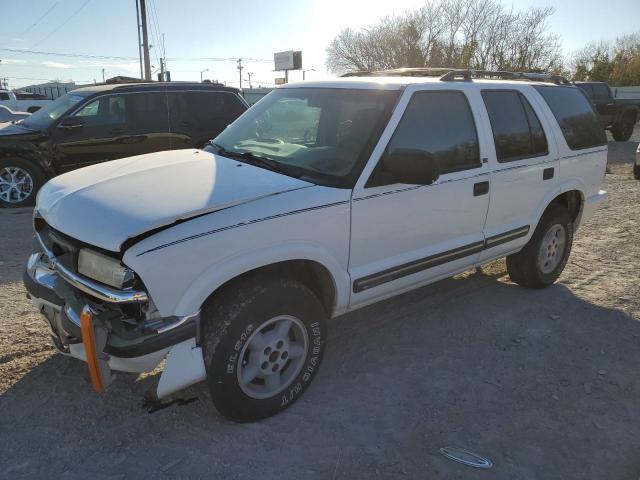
[37,149,312,251]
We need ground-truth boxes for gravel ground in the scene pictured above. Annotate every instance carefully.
[0,129,639,479]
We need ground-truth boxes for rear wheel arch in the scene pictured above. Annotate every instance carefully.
[547,190,583,225]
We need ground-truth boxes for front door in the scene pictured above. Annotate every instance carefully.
[349,87,491,307]
[52,94,134,171]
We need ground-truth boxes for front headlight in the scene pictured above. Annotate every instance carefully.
[77,248,135,289]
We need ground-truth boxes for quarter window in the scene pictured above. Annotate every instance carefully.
[482,90,548,162]
[534,85,607,150]
[384,91,480,176]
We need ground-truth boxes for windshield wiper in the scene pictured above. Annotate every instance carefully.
[208,142,302,177]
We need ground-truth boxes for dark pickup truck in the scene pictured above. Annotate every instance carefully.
[575,82,640,141]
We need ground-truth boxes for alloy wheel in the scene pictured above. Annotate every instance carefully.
[0,167,34,204]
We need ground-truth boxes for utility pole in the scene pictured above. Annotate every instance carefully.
[135,0,143,79]
[159,58,165,81]
[247,72,253,89]
[237,58,243,90]
[102,68,105,83]
[139,0,152,81]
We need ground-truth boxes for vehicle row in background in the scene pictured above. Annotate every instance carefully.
[0,105,31,124]
[575,81,640,141]
[0,82,248,207]
[0,89,51,113]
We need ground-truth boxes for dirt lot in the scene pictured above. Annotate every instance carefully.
[0,130,639,479]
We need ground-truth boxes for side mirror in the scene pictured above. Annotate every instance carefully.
[58,116,85,130]
[383,149,440,185]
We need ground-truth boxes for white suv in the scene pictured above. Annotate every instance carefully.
[24,69,608,422]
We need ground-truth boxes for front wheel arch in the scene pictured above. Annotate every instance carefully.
[201,260,338,318]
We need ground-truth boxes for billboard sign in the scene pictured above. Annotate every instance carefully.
[274,51,302,71]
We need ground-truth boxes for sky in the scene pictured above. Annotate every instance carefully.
[0,0,639,89]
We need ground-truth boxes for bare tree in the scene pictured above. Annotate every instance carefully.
[326,0,562,74]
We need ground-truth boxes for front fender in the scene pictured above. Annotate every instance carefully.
[123,185,352,318]
[173,242,350,318]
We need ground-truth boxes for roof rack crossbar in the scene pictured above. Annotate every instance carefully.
[341,67,570,85]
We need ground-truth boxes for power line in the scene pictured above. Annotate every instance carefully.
[147,0,162,69]
[31,0,93,48]
[18,1,60,37]
[0,47,271,63]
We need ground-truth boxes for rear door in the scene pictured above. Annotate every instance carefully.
[478,87,559,262]
[125,91,172,155]
[349,86,491,306]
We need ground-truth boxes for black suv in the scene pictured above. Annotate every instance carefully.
[0,82,248,207]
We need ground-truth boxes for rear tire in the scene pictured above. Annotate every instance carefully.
[0,158,46,208]
[507,204,573,289]
[201,273,327,422]
[611,116,635,142]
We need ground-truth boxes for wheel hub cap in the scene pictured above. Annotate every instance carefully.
[537,224,566,274]
[237,315,308,399]
[0,167,33,203]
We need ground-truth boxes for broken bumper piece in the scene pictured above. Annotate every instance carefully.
[23,251,206,398]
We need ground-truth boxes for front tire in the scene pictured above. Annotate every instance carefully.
[507,204,574,289]
[201,273,327,422]
[0,158,46,207]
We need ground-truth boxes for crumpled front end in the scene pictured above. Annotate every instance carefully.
[23,216,206,398]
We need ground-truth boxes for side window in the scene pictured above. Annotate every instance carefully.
[534,85,607,150]
[576,84,594,100]
[0,92,9,101]
[128,92,169,130]
[183,92,246,126]
[482,90,548,162]
[74,95,126,126]
[383,91,480,176]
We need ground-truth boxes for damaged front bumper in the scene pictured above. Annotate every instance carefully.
[23,239,207,398]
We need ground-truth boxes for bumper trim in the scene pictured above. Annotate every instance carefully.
[35,232,148,304]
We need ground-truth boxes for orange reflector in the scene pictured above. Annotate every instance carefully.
[80,306,105,393]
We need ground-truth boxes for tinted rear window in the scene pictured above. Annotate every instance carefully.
[482,90,548,162]
[592,84,610,101]
[185,92,246,124]
[534,86,607,150]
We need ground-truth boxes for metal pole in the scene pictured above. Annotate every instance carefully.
[102,69,105,83]
[139,0,152,81]
[135,0,143,80]
[237,58,243,90]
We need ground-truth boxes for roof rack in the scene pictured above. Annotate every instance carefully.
[341,68,571,85]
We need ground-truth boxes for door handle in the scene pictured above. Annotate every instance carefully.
[473,181,489,196]
[109,127,126,134]
[543,167,554,180]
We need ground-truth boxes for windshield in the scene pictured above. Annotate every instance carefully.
[21,92,91,130]
[207,87,399,188]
